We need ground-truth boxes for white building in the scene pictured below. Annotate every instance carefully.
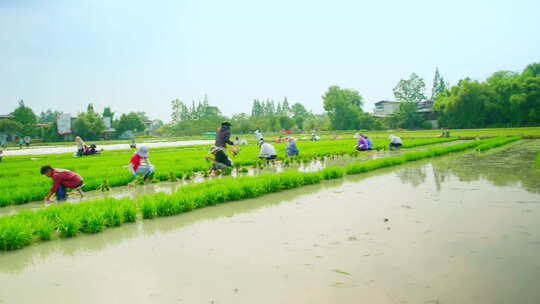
[373,101,400,117]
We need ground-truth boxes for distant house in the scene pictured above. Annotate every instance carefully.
[0,114,16,144]
[372,100,439,128]
[373,101,400,117]
[416,100,438,128]
[0,114,14,120]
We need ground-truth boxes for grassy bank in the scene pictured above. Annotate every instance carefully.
[0,137,520,251]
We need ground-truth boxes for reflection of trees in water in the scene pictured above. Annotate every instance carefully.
[394,166,427,187]
[431,141,540,194]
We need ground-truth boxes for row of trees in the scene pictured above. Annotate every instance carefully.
[3,62,539,141]
[434,63,540,128]
[0,101,159,142]
[167,96,317,135]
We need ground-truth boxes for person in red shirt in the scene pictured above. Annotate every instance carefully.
[41,165,83,201]
[129,146,154,181]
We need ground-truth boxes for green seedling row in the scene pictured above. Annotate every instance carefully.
[536,152,540,168]
[0,137,519,251]
[475,137,521,151]
[0,137,456,207]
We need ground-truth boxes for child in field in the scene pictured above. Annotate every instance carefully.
[129,146,154,181]
[41,165,84,201]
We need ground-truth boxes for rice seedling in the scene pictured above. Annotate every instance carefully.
[0,137,519,251]
[475,137,521,152]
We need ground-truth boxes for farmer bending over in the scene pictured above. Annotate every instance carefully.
[129,146,154,180]
[204,146,233,174]
[285,137,299,156]
[356,134,369,151]
[215,121,238,156]
[388,135,403,151]
[41,165,83,201]
[258,139,277,160]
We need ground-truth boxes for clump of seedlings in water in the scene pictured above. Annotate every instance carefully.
[99,180,111,192]
[0,137,518,251]
[168,171,177,182]
[0,136,477,207]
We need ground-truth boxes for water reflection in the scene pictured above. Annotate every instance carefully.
[395,140,540,194]
[0,178,345,273]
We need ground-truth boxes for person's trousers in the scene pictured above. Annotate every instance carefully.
[56,184,67,201]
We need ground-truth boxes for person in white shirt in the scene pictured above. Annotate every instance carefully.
[258,139,277,160]
[388,135,403,150]
[254,130,263,143]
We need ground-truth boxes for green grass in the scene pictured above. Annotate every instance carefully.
[0,137,456,206]
[475,137,521,151]
[0,137,520,251]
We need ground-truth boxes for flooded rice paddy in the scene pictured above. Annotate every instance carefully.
[0,140,539,303]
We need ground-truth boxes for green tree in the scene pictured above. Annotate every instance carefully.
[431,67,447,100]
[38,109,62,123]
[278,116,295,130]
[322,85,363,130]
[304,114,331,131]
[0,119,23,134]
[388,102,427,129]
[135,111,149,121]
[102,107,114,120]
[393,73,427,103]
[73,106,105,140]
[291,103,310,130]
[115,112,146,135]
[11,100,37,125]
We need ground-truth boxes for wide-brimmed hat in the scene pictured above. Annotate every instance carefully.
[221,121,231,126]
[136,146,149,158]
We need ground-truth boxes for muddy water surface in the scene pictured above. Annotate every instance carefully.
[0,141,539,303]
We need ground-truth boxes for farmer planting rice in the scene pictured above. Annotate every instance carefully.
[285,137,299,156]
[40,165,83,202]
[258,139,277,160]
[389,135,403,150]
[356,134,369,151]
[214,121,238,157]
[204,145,233,174]
[75,136,85,156]
[129,146,154,181]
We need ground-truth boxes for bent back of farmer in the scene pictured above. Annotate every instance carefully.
[388,135,403,150]
[356,135,369,151]
[130,146,154,180]
[41,165,83,201]
[259,140,277,160]
[285,138,299,156]
[215,121,233,148]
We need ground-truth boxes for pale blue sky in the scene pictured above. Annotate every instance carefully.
[1,0,539,122]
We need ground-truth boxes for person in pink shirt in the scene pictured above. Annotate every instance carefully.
[41,165,83,201]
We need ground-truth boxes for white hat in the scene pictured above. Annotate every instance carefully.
[137,146,149,158]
